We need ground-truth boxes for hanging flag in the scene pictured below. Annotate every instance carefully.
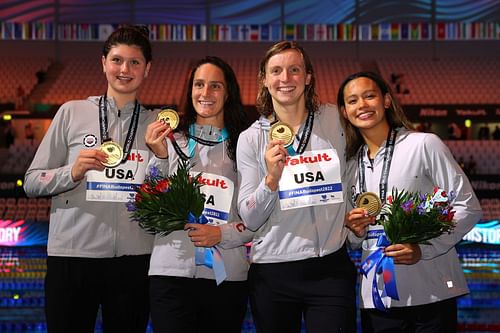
[296,24,305,40]
[421,22,429,39]
[400,23,409,40]
[99,24,114,41]
[359,24,370,41]
[326,24,335,40]
[250,25,259,41]
[260,24,270,41]
[285,24,295,40]
[240,25,250,41]
[337,24,344,41]
[391,23,399,40]
[270,24,281,41]
[436,22,446,39]
[380,23,390,40]
[410,23,419,40]
[314,24,327,41]
[371,24,379,40]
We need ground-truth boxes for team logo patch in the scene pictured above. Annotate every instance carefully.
[83,134,98,147]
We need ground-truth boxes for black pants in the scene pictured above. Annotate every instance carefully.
[45,255,150,333]
[249,245,357,333]
[149,275,248,333]
[361,297,458,333]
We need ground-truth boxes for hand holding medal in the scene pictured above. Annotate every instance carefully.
[356,192,383,217]
[100,140,124,168]
[157,108,179,130]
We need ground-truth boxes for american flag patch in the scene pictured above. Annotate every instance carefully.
[39,172,54,184]
[246,196,256,209]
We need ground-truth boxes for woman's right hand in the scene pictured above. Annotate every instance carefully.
[345,208,375,237]
[264,139,288,191]
[145,120,171,159]
[71,149,108,182]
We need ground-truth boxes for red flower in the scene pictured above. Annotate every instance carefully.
[140,183,156,194]
[155,179,170,192]
[387,195,393,204]
[135,192,143,202]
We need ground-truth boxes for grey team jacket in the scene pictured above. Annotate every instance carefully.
[237,104,351,264]
[148,124,254,281]
[347,128,482,308]
[24,96,157,258]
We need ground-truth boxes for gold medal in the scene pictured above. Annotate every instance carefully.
[157,108,179,130]
[270,122,294,147]
[356,192,382,217]
[100,140,123,168]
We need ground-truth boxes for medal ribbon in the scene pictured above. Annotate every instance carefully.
[358,128,400,311]
[357,128,397,205]
[188,212,227,285]
[273,110,314,156]
[169,125,229,161]
[99,94,140,165]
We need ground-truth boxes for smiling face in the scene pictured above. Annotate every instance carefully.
[263,49,311,110]
[191,63,227,127]
[102,43,150,100]
[342,77,391,133]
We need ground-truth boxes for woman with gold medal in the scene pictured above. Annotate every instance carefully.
[236,41,356,333]
[144,56,253,333]
[24,26,157,333]
[339,71,482,332]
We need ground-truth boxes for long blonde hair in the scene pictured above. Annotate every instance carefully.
[256,41,319,116]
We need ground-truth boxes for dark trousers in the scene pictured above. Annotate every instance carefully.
[149,275,248,333]
[249,245,357,333]
[361,297,458,333]
[45,255,150,333]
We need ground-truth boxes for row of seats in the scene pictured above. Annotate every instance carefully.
[480,198,500,221]
[0,57,50,104]
[444,140,500,175]
[1,56,498,107]
[0,197,50,222]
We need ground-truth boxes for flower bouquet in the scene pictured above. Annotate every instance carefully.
[361,187,456,311]
[127,160,206,237]
[380,187,456,244]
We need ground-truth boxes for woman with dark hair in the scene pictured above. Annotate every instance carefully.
[24,25,156,333]
[338,71,482,332]
[236,41,356,333]
[145,56,253,333]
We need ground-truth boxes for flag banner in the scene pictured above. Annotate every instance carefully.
[0,22,498,42]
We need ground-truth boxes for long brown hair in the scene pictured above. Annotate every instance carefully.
[256,41,319,116]
[337,71,414,159]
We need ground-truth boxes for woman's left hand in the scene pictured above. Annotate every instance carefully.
[185,223,222,247]
[384,243,422,265]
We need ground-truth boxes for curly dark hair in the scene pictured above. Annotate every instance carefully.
[177,56,249,168]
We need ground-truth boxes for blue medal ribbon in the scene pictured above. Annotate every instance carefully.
[187,212,227,285]
[360,234,400,311]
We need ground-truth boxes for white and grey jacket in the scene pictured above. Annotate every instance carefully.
[347,128,482,308]
[237,104,350,264]
[148,125,254,281]
[24,96,157,258]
